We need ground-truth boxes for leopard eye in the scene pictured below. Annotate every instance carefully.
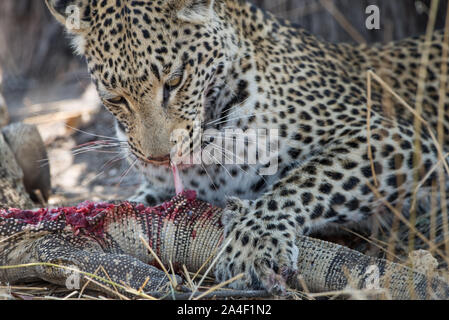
[106,96,127,105]
[166,74,183,89]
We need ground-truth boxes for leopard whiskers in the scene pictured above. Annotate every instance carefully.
[204,97,252,127]
[202,133,259,144]
[201,147,233,180]
[206,142,268,185]
[99,154,130,172]
[84,154,132,185]
[116,157,139,187]
[199,162,219,192]
[35,141,122,169]
[64,124,124,141]
[70,140,128,156]
[214,105,297,129]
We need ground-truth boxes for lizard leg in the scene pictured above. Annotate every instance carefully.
[32,234,177,296]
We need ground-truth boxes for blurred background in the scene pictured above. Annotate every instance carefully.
[0,0,447,204]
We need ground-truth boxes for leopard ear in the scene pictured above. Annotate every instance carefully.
[175,0,215,24]
[45,0,91,33]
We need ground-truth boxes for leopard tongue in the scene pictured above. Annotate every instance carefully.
[171,162,184,195]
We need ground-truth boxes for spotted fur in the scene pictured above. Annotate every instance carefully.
[46,0,449,292]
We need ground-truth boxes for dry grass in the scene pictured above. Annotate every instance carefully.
[364,0,449,267]
[2,0,449,301]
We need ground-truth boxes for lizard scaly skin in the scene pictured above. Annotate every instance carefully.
[1,192,449,299]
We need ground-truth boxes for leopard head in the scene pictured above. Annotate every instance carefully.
[46,0,239,166]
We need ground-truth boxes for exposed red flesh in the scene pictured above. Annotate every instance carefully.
[0,190,198,236]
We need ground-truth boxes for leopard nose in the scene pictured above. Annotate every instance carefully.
[147,154,170,165]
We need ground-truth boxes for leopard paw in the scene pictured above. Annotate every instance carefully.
[215,198,299,294]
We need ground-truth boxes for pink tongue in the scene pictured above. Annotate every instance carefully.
[171,163,184,195]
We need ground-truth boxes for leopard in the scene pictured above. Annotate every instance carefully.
[45,0,449,293]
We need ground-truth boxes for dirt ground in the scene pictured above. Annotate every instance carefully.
[46,108,142,206]
[4,69,142,207]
